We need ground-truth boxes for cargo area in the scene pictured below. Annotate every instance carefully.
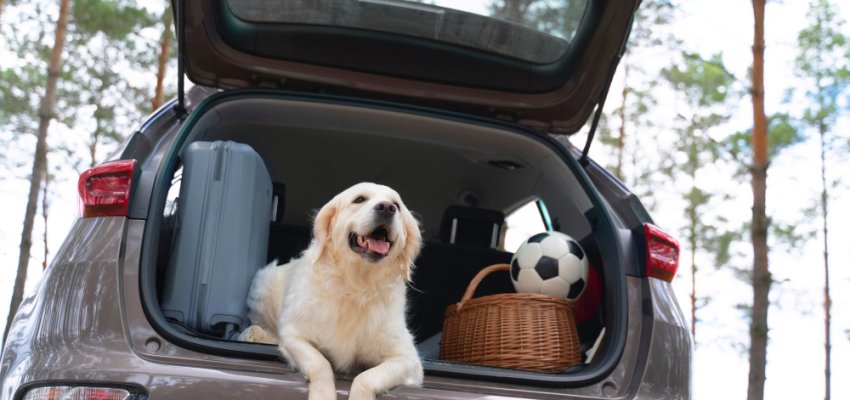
[147,94,621,381]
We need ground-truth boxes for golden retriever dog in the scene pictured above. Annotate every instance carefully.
[239,182,423,400]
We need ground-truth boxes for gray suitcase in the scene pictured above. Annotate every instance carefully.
[161,140,273,339]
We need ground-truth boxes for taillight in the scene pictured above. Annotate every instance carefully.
[22,386,136,400]
[644,223,680,282]
[78,159,138,218]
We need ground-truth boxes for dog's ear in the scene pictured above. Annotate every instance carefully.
[312,196,339,263]
[399,209,423,282]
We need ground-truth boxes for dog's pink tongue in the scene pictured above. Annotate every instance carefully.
[366,238,390,255]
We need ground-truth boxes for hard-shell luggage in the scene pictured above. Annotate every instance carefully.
[161,140,273,339]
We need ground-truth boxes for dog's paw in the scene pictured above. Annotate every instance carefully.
[238,325,259,342]
[238,325,278,344]
[347,387,374,400]
[348,378,377,400]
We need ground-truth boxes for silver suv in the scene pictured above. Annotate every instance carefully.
[1,1,691,399]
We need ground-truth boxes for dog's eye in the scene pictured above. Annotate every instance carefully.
[393,202,401,210]
[353,196,366,204]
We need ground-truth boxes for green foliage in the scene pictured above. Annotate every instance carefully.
[661,52,736,172]
[0,66,44,129]
[0,3,57,149]
[65,0,159,166]
[771,221,815,251]
[594,0,676,198]
[1,0,163,172]
[706,227,742,268]
[630,0,674,46]
[595,113,616,147]
[663,52,734,108]
[794,0,850,129]
[724,113,804,174]
[659,51,743,332]
[788,0,849,284]
[72,0,155,40]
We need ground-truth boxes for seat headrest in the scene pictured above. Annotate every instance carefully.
[439,206,505,248]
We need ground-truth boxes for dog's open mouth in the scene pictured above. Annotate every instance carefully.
[349,226,393,259]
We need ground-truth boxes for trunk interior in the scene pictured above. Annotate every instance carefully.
[146,92,620,383]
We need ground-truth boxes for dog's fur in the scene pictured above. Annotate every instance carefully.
[240,182,423,400]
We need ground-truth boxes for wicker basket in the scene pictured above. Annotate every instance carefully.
[440,264,582,372]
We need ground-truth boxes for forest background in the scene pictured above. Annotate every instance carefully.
[1,0,849,399]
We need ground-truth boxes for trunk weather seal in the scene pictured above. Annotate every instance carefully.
[139,88,631,388]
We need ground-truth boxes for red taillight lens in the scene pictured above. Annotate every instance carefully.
[644,223,680,282]
[22,386,134,400]
[78,159,138,218]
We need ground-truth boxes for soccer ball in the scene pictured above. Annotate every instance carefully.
[510,231,589,301]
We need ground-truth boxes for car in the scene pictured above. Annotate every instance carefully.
[0,0,691,399]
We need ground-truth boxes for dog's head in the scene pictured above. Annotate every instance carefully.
[312,182,422,280]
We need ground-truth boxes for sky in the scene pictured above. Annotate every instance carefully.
[2,0,850,399]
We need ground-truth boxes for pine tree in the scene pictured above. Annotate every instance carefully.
[661,52,736,343]
[793,1,850,398]
[603,0,675,205]
[747,1,770,399]
[70,0,157,166]
[4,0,72,345]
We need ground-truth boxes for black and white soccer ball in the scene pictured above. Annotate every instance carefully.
[510,231,589,301]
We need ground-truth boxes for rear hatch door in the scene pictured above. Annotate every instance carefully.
[179,0,637,133]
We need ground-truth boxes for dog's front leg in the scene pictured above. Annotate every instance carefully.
[348,355,423,400]
[279,336,337,400]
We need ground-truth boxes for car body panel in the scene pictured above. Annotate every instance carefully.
[635,278,692,399]
[1,217,129,400]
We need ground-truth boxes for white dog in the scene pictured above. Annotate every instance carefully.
[240,182,423,400]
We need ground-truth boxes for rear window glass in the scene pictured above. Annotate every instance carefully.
[504,199,549,252]
[224,0,589,64]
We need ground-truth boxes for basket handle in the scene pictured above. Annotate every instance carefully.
[456,263,511,310]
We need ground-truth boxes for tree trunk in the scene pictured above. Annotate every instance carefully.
[689,188,697,343]
[687,135,699,343]
[151,7,172,112]
[812,9,832,398]
[3,0,71,345]
[818,118,831,400]
[748,1,770,399]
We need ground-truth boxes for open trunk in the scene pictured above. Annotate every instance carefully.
[140,90,630,386]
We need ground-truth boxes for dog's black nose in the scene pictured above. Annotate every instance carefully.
[374,201,397,216]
